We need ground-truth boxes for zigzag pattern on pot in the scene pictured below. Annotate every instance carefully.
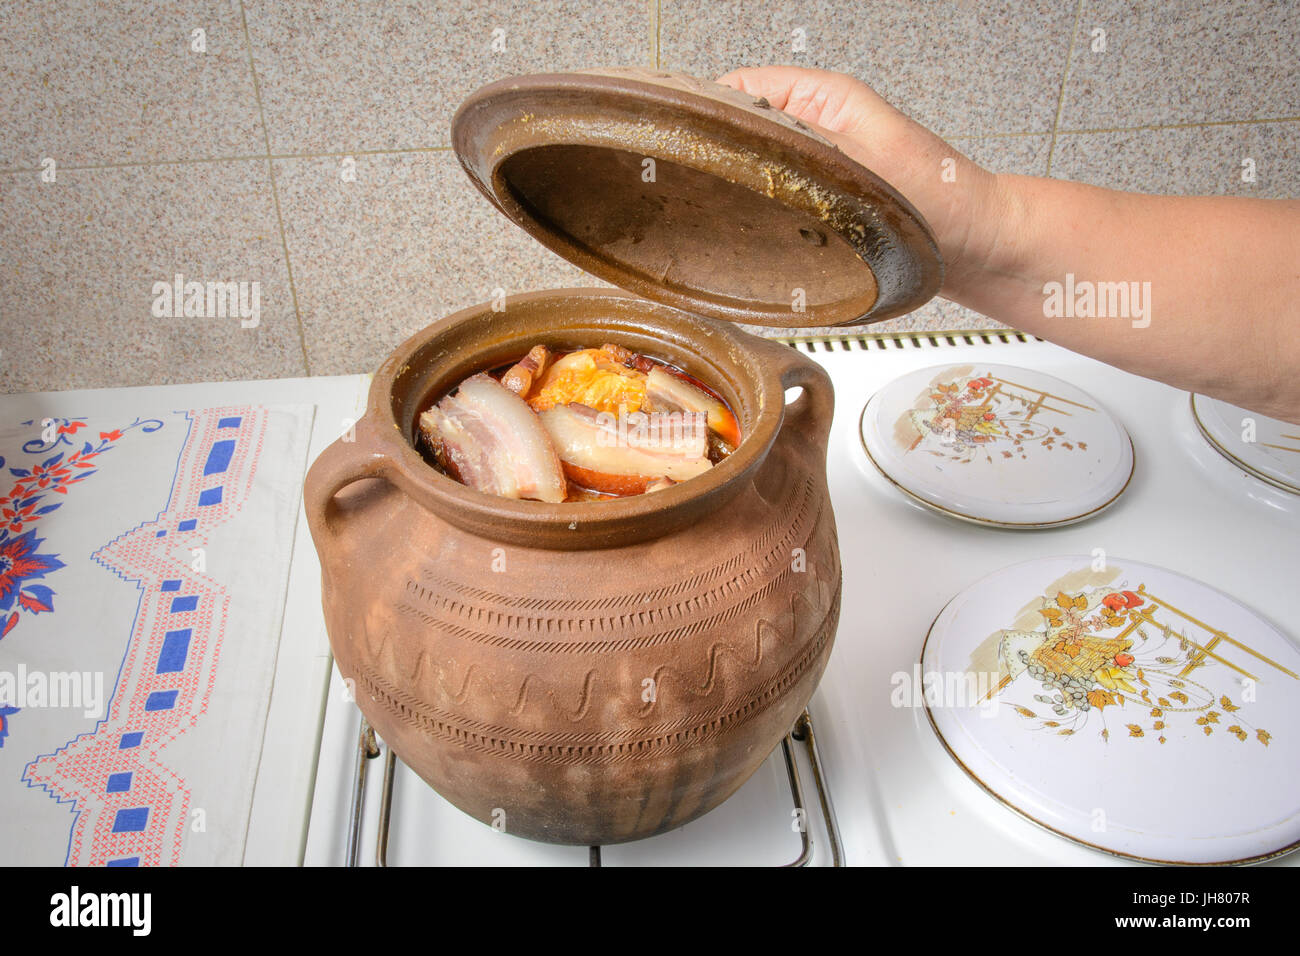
[352,575,841,765]
[355,577,833,745]
[378,552,832,720]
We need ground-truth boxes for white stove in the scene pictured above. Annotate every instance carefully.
[294,330,1300,866]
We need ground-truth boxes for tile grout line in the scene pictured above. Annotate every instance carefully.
[1045,0,1087,177]
[237,0,312,379]
[1056,115,1300,135]
[0,144,458,176]
[952,130,1061,141]
[653,0,661,68]
[4,116,1296,179]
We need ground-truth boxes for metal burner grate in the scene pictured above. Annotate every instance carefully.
[344,709,844,867]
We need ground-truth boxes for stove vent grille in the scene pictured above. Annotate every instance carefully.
[777,328,1038,353]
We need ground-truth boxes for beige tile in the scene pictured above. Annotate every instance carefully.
[959,134,1055,178]
[1051,121,1300,197]
[1059,0,1300,130]
[273,151,608,377]
[0,162,304,393]
[659,0,1077,138]
[243,0,653,155]
[0,0,264,168]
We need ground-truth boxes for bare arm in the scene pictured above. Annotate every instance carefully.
[719,66,1300,424]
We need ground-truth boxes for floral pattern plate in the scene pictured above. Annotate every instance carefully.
[921,555,1300,864]
[858,364,1134,528]
[1191,393,1300,495]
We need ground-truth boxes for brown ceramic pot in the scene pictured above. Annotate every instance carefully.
[304,288,841,844]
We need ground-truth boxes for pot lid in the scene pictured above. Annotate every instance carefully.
[857,363,1134,528]
[1191,393,1300,495]
[922,555,1300,864]
[451,68,943,328]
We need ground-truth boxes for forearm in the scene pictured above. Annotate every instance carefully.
[716,63,1300,421]
[945,175,1300,423]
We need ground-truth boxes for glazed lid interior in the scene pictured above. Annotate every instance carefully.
[451,68,943,328]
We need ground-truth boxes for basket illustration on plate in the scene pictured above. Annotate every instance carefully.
[1030,633,1133,683]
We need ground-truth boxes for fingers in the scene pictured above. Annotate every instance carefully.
[716,66,803,109]
[717,65,842,107]
[715,65,877,135]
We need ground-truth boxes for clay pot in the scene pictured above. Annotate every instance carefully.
[304,288,841,844]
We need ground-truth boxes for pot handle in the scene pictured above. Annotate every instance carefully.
[303,417,395,539]
[756,338,836,452]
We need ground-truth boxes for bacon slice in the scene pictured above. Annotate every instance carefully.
[644,366,742,448]
[538,403,712,492]
[419,373,567,503]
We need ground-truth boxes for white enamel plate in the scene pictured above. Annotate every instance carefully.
[859,364,1134,527]
[1192,393,1300,495]
[922,555,1300,864]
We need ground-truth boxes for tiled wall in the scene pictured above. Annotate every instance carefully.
[2,1,1295,391]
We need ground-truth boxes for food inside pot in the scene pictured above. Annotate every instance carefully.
[418,343,741,502]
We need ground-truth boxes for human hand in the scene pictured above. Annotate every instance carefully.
[716,66,1013,299]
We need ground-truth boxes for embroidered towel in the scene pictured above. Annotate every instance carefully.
[0,403,312,865]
